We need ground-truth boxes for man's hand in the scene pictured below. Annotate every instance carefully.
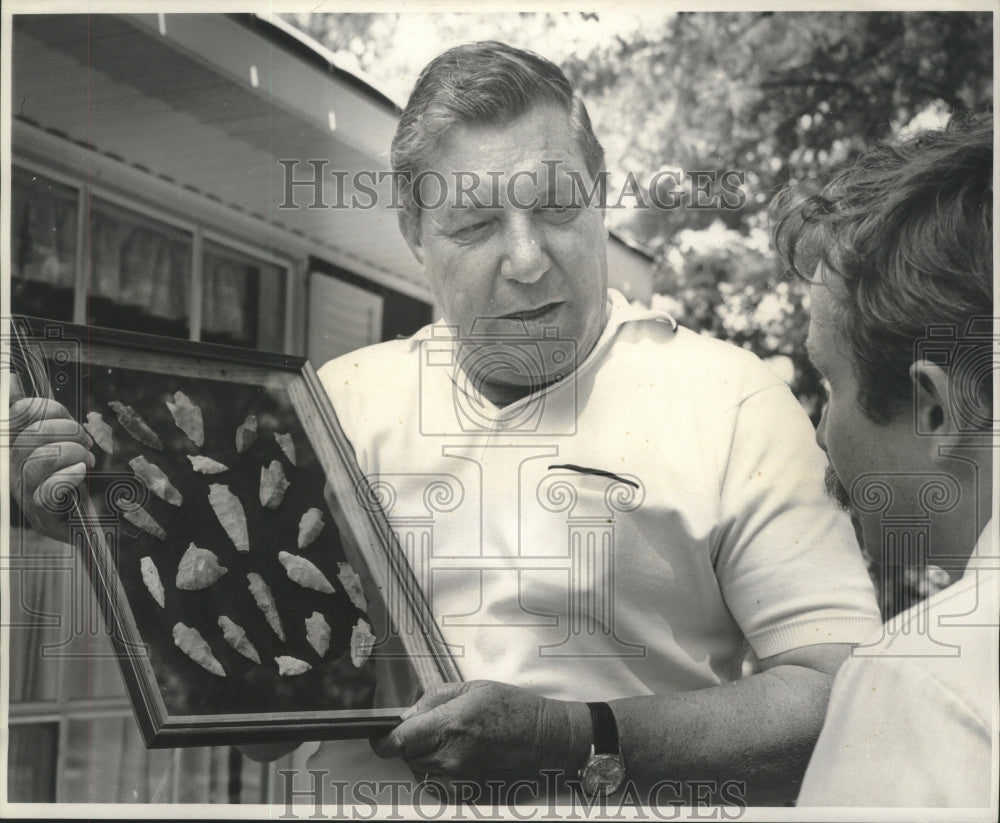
[369,644,852,803]
[371,681,589,783]
[8,382,94,541]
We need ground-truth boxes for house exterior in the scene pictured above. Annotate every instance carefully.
[5,12,654,804]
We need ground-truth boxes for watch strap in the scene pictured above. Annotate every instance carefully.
[586,701,619,755]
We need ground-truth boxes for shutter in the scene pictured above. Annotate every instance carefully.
[307,272,384,367]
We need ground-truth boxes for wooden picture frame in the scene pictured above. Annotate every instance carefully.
[9,316,460,748]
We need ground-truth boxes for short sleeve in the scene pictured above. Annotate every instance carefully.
[713,381,881,659]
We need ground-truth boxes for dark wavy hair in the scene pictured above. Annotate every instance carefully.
[391,41,605,217]
[771,110,993,425]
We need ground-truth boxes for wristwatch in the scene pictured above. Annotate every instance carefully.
[578,701,626,796]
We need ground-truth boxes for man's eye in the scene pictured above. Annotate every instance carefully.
[454,221,489,237]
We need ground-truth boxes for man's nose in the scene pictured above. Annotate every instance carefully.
[499,217,548,284]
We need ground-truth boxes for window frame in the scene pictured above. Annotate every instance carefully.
[11,158,299,354]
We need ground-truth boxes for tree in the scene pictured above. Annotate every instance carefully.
[563,11,991,418]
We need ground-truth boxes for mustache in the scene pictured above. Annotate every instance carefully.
[824,464,852,512]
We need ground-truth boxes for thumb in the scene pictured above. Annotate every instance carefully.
[400,682,473,720]
[33,462,88,516]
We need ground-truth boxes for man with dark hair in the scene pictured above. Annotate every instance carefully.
[771,112,996,806]
[11,42,882,804]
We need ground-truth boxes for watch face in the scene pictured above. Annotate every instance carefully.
[581,754,626,795]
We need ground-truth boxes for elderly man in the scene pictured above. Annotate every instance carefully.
[308,42,880,803]
[11,42,880,805]
[771,112,995,806]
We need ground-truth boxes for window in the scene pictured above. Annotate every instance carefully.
[202,240,286,352]
[7,723,58,802]
[11,166,78,322]
[10,164,292,353]
[87,197,193,339]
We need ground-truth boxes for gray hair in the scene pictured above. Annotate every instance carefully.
[391,41,605,216]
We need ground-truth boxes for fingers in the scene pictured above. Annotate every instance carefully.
[6,398,93,541]
[11,412,92,469]
[371,708,444,761]
[32,461,90,516]
[400,682,470,720]
[12,438,95,499]
[371,682,469,758]
[371,723,417,761]
[11,412,92,466]
[12,411,91,445]
[8,398,77,437]
[371,681,486,765]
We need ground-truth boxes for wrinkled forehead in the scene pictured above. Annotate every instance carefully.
[428,103,578,164]
[417,105,593,205]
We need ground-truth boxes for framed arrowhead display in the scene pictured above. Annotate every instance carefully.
[8,315,460,747]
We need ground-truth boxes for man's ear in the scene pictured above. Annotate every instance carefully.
[910,360,960,439]
[398,208,424,264]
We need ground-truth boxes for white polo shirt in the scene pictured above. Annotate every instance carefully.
[318,289,880,700]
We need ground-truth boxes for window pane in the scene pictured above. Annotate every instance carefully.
[11,166,78,321]
[6,528,72,704]
[87,198,191,339]
[6,524,128,704]
[202,241,286,351]
[63,715,174,802]
[61,586,129,702]
[174,747,267,803]
[7,722,58,801]
[61,719,263,803]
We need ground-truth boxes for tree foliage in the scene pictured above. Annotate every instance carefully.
[573,12,992,239]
